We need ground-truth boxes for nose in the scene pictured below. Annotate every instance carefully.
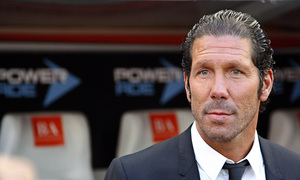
[210,73,229,100]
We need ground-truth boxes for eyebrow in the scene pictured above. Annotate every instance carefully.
[192,61,210,68]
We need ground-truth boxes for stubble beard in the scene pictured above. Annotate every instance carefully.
[192,99,258,142]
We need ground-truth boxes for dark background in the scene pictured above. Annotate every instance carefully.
[1,52,299,168]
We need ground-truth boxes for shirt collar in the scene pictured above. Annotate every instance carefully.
[243,129,265,178]
[191,121,264,180]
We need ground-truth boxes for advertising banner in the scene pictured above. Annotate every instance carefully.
[0,52,299,167]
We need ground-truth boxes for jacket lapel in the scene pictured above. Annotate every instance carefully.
[178,125,200,180]
[177,129,285,180]
[259,136,283,180]
[178,127,284,180]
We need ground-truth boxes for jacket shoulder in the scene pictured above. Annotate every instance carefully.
[260,137,300,161]
[122,134,181,169]
[105,134,182,180]
[259,136,300,179]
[105,125,198,180]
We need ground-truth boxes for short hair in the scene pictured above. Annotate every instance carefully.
[181,9,275,112]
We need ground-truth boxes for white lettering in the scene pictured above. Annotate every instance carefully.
[49,122,59,136]
[154,119,165,133]
[165,119,175,132]
[24,69,39,84]
[0,68,68,84]
[6,68,24,84]
[113,67,182,83]
[37,122,49,136]
[0,69,6,81]
[275,68,300,82]
[142,69,156,82]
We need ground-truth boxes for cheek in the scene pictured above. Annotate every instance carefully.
[229,82,260,107]
[189,85,211,113]
[190,83,210,101]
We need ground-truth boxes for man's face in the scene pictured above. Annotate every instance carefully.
[185,35,272,142]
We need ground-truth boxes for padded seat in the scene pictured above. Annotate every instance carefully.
[116,109,194,157]
[268,109,300,154]
[0,112,93,180]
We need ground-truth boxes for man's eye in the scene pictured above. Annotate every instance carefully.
[200,70,209,76]
[232,69,241,75]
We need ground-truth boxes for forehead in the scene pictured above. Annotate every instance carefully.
[191,35,252,62]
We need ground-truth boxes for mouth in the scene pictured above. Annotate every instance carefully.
[205,110,234,121]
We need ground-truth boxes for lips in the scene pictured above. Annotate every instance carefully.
[206,110,232,115]
[205,110,234,121]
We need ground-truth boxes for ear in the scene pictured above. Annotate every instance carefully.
[184,73,191,102]
[259,69,274,102]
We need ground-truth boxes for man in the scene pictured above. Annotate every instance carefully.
[105,10,300,180]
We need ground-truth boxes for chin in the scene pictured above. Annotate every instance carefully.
[204,131,237,142]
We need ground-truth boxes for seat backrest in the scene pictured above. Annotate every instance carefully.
[0,112,93,180]
[268,109,300,154]
[116,108,194,157]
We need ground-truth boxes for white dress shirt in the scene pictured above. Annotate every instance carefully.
[191,122,266,180]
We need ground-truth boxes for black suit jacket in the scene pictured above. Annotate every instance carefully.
[105,126,300,180]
